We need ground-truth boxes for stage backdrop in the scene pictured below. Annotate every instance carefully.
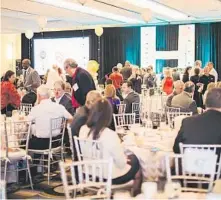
[21,22,221,81]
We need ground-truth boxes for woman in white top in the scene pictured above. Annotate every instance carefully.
[79,98,142,195]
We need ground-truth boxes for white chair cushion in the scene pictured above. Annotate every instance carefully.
[3,149,28,161]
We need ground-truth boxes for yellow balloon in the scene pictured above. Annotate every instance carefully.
[87,60,99,73]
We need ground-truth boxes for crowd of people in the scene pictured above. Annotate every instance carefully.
[1,57,221,195]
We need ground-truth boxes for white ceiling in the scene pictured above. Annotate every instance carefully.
[1,0,221,33]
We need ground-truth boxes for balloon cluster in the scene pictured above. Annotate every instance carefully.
[87,60,99,82]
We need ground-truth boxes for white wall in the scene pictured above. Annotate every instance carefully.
[0,34,21,76]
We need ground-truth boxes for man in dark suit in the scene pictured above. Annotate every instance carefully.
[121,80,140,113]
[173,88,221,154]
[120,61,132,81]
[51,80,75,116]
[63,58,96,109]
[171,81,198,115]
[22,59,41,92]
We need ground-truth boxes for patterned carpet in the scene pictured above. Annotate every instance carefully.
[6,158,73,199]
[7,172,66,199]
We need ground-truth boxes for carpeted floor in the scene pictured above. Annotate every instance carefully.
[6,158,73,199]
[7,171,66,199]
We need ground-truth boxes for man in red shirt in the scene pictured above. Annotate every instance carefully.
[109,67,123,90]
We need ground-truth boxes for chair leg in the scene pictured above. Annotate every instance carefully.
[4,161,8,181]
[47,155,51,185]
[61,146,64,161]
[26,159,34,190]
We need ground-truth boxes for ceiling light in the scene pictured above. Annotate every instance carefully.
[32,0,145,24]
[123,0,190,20]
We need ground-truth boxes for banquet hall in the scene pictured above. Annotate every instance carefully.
[1,0,221,199]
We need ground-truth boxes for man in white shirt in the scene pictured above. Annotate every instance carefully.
[208,62,218,82]
[28,84,73,150]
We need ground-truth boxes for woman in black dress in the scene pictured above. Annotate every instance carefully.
[182,66,192,83]
[190,68,203,107]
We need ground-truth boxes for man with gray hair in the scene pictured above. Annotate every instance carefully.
[28,84,73,150]
[64,58,96,108]
[171,81,198,114]
[166,80,184,107]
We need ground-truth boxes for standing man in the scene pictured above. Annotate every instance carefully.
[22,59,41,92]
[208,62,218,82]
[120,60,132,81]
[109,67,123,90]
[63,58,96,108]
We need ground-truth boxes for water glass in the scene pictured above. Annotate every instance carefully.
[142,182,157,199]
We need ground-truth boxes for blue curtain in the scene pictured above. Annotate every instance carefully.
[155,25,179,73]
[195,24,213,68]
[195,23,220,80]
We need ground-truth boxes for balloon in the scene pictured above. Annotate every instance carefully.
[25,30,34,39]
[87,60,99,74]
[141,9,152,22]
[37,16,47,29]
[95,26,103,37]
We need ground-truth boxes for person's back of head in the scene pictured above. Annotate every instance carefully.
[205,88,221,111]
[207,82,216,92]
[216,82,221,88]
[37,84,50,103]
[85,90,102,109]
[194,67,200,76]
[112,66,118,73]
[104,84,116,99]
[106,79,113,85]
[86,98,113,140]
[184,81,195,94]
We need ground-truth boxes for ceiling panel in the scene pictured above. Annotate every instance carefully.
[1,0,221,34]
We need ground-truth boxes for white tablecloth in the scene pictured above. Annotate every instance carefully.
[122,126,178,181]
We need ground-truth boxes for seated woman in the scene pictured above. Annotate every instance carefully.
[1,70,21,115]
[104,84,120,113]
[79,99,142,196]
[104,84,120,130]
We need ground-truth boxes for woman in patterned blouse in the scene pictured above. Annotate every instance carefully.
[1,70,21,114]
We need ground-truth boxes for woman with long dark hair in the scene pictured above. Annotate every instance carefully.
[190,68,203,107]
[79,99,142,195]
[182,66,192,83]
[1,70,21,114]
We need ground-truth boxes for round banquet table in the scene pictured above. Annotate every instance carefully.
[121,125,178,181]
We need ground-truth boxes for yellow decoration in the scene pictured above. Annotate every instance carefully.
[95,26,103,37]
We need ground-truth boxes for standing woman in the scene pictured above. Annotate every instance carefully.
[1,70,21,114]
[190,68,203,107]
[182,66,192,83]
[162,68,173,95]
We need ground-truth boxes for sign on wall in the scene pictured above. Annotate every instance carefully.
[141,24,195,72]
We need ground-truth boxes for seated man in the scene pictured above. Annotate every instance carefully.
[28,84,73,150]
[122,81,140,114]
[173,88,221,154]
[166,80,184,107]
[51,80,75,116]
[171,81,198,115]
